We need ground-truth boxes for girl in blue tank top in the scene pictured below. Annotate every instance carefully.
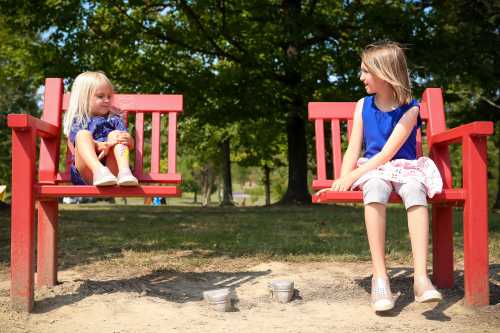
[327,41,443,312]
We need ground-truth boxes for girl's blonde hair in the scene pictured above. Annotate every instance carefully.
[63,71,114,137]
[361,41,412,105]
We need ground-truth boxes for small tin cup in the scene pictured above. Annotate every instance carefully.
[269,280,294,303]
[203,288,232,312]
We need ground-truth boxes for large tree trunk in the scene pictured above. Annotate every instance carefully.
[220,138,234,206]
[278,0,311,204]
[264,164,271,206]
[280,111,311,204]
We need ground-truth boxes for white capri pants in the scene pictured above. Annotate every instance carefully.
[362,178,427,209]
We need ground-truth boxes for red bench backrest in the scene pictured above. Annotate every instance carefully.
[308,88,452,190]
[38,78,182,185]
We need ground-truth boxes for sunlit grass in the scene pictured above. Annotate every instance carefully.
[0,204,498,272]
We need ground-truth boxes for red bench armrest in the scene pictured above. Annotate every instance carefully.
[429,121,493,146]
[8,114,59,138]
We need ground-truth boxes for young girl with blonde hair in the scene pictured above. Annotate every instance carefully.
[328,41,443,312]
[63,71,138,186]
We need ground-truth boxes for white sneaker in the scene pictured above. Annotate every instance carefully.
[371,277,395,312]
[414,276,443,303]
[117,168,139,186]
[93,166,117,186]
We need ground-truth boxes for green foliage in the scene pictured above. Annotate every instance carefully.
[0,1,498,203]
[0,15,43,187]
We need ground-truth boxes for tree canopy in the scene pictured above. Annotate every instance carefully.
[1,0,498,204]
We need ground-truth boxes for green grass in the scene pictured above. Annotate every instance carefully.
[0,204,499,271]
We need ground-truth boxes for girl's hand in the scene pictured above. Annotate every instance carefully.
[108,131,132,147]
[330,174,355,192]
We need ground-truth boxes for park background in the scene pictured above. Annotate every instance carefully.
[0,2,499,332]
[0,0,498,208]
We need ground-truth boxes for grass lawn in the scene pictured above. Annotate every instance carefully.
[0,203,499,273]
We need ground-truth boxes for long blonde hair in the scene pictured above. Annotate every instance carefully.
[63,71,114,137]
[361,41,412,105]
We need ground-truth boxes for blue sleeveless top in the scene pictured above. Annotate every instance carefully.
[362,95,421,160]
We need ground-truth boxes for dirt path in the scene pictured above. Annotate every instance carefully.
[0,261,499,333]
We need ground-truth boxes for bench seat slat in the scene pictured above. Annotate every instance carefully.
[312,189,465,205]
[36,185,181,198]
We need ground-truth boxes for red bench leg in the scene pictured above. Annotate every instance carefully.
[10,129,36,312]
[37,200,59,287]
[432,205,454,288]
[463,136,489,306]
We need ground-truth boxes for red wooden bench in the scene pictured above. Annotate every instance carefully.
[309,88,494,307]
[7,78,183,312]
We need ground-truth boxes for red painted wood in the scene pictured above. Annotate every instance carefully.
[37,185,181,197]
[416,128,423,158]
[462,135,489,306]
[430,121,494,146]
[37,200,58,287]
[10,129,36,312]
[39,78,63,184]
[312,188,466,204]
[63,93,183,112]
[135,112,145,178]
[331,120,342,179]
[432,205,454,288]
[7,114,59,138]
[151,112,161,173]
[314,120,326,181]
[308,102,356,119]
[168,112,178,175]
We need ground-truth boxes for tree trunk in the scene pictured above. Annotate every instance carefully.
[264,164,271,206]
[220,138,234,206]
[279,112,311,204]
[278,0,311,205]
[193,191,198,204]
[201,165,214,207]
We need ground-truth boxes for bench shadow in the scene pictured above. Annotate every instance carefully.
[355,264,500,319]
[33,268,270,314]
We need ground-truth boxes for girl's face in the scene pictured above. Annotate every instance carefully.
[90,83,113,116]
[359,64,390,95]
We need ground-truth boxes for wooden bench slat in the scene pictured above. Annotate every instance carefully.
[135,112,145,178]
[63,94,183,112]
[151,112,161,173]
[36,185,181,198]
[167,112,178,175]
[314,119,326,180]
[331,120,342,179]
[312,189,466,204]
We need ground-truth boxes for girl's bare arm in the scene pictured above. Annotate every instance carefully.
[331,106,419,191]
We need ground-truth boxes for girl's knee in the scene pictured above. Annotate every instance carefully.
[75,130,93,146]
[362,178,392,205]
[397,181,427,209]
[75,129,92,140]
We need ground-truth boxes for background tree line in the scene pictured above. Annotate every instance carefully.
[0,0,498,206]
